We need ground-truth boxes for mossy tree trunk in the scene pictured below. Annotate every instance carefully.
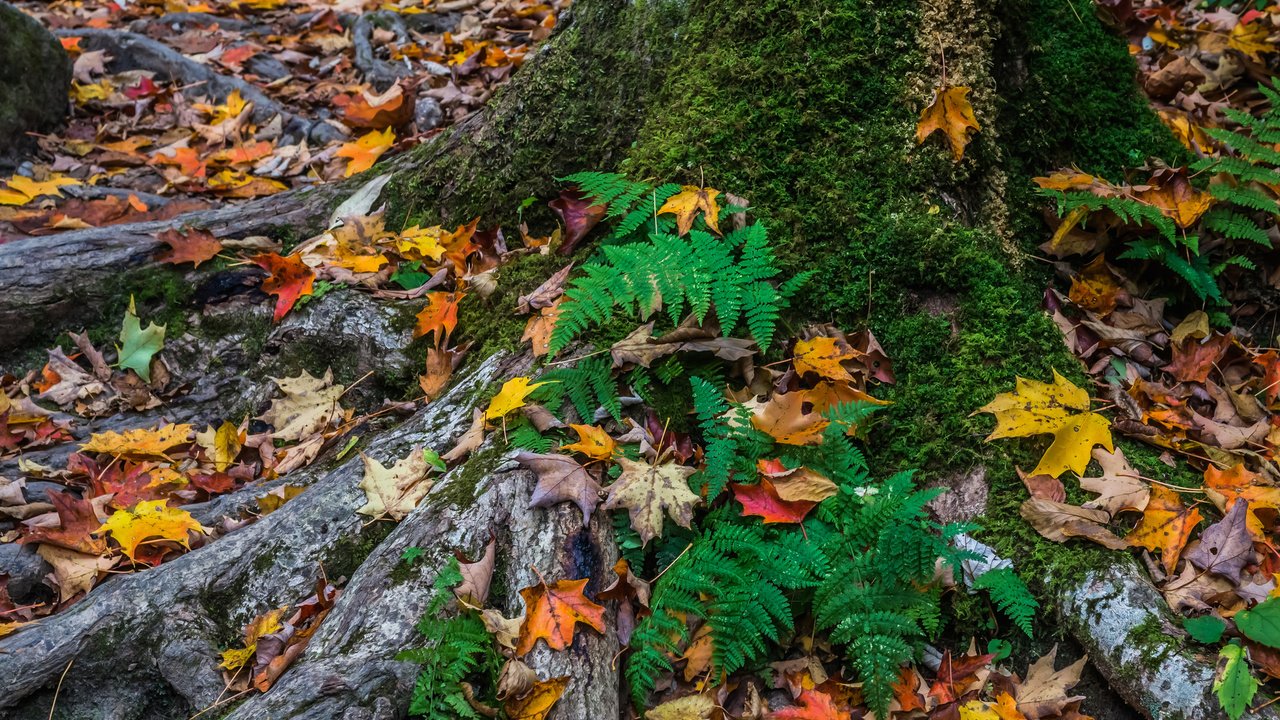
[0,1,71,160]
[0,0,1224,718]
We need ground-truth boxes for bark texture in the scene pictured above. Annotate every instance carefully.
[0,3,71,156]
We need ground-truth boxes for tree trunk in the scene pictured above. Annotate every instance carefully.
[0,1,71,160]
[0,0,1232,718]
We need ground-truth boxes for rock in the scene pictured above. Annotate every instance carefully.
[0,3,71,157]
[925,466,988,524]
[415,96,443,132]
[0,543,52,603]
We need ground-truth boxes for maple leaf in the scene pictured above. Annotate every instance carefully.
[252,253,316,323]
[0,174,80,206]
[602,457,699,544]
[1164,333,1232,384]
[915,86,981,161]
[928,650,995,705]
[1132,167,1215,228]
[658,185,722,235]
[516,577,606,655]
[522,298,564,358]
[414,291,464,347]
[98,499,205,562]
[1078,447,1149,516]
[1126,485,1202,576]
[1185,498,1255,581]
[37,544,116,603]
[751,389,830,446]
[548,188,607,254]
[976,370,1112,478]
[560,424,617,461]
[419,346,461,400]
[81,423,193,458]
[1015,645,1087,720]
[768,689,850,720]
[1204,464,1280,538]
[516,451,603,523]
[648,694,717,720]
[338,128,396,177]
[257,369,345,443]
[732,478,818,524]
[485,377,547,422]
[155,227,222,268]
[357,447,435,520]
[116,298,165,383]
[20,490,109,554]
[196,421,244,473]
[792,336,858,382]
[757,460,839,502]
[1019,497,1128,550]
[397,225,448,262]
[339,84,413,129]
[503,675,569,720]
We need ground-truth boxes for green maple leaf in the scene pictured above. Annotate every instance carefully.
[116,297,165,383]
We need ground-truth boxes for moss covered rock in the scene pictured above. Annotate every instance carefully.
[0,3,70,156]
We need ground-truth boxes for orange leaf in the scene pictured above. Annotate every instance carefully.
[337,128,395,177]
[927,651,995,705]
[1163,333,1232,384]
[155,228,222,268]
[1254,351,1280,405]
[768,689,851,720]
[560,424,617,461]
[751,389,829,445]
[414,292,464,347]
[731,478,818,524]
[1126,485,1202,575]
[1204,464,1280,538]
[516,577,606,656]
[915,86,980,161]
[253,253,315,323]
[504,675,569,720]
[419,346,461,400]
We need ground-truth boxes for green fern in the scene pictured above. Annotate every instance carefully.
[559,171,682,242]
[398,558,502,719]
[972,567,1038,638]
[534,356,622,422]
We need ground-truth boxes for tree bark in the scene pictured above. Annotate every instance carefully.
[0,2,71,159]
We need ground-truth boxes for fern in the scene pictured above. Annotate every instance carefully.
[506,421,554,453]
[534,356,622,422]
[559,171,682,242]
[972,567,1038,638]
[398,558,502,719]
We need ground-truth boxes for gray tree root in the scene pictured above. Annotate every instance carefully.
[54,28,345,145]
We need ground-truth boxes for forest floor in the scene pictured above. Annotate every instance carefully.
[6,1,1280,719]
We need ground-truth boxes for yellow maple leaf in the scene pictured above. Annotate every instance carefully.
[337,128,396,177]
[0,174,82,206]
[196,421,244,472]
[915,86,981,162]
[357,447,435,520]
[975,370,1112,478]
[398,225,448,262]
[560,424,617,461]
[81,424,194,458]
[484,377,548,422]
[792,336,858,381]
[657,186,721,235]
[98,500,205,561]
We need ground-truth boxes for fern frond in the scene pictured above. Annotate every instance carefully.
[972,567,1038,637]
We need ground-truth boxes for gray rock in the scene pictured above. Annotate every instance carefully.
[0,542,51,602]
[0,3,71,156]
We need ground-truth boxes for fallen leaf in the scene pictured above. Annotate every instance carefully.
[751,389,830,446]
[253,253,315,322]
[1127,485,1202,575]
[220,606,287,670]
[81,424,193,458]
[928,650,995,705]
[1015,645,1087,720]
[196,421,244,473]
[560,424,617,461]
[658,186,722,235]
[98,499,204,562]
[1078,447,1150,516]
[20,490,109,554]
[976,370,1112,477]
[792,336,857,382]
[648,694,717,720]
[37,544,116,603]
[1019,497,1128,550]
[357,447,434,520]
[454,538,496,608]
[548,188,606,254]
[767,689,850,720]
[1185,498,1255,580]
[522,299,563,357]
[732,478,818,524]
[337,128,396,177]
[485,377,547,422]
[155,227,223,268]
[256,369,345,443]
[414,291,464,348]
[517,263,574,314]
[1164,333,1232,384]
[116,298,165,383]
[516,451,602,524]
[504,675,569,720]
[602,457,700,544]
[516,577,606,655]
[915,86,981,161]
[1203,464,1280,539]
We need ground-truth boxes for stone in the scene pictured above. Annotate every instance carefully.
[0,542,52,603]
[0,3,71,157]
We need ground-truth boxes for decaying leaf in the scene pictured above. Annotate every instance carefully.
[357,447,434,520]
[81,423,193,458]
[1015,645,1087,720]
[1126,485,1202,576]
[516,451,602,524]
[602,457,700,544]
[1019,497,1128,550]
[257,369,345,443]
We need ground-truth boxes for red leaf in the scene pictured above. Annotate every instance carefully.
[253,253,315,322]
[731,478,817,524]
[927,651,995,705]
[20,490,107,555]
[549,188,606,255]
[767,689,851,720]
[155,227,223,268]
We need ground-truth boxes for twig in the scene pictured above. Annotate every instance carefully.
[47,657,75,720]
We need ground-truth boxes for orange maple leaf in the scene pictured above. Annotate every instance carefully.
[414,292,464,347]
[337,128,395,177]
[253,253,315,322]
[1204,464,1280,538]
[768,689,851,720]
[516,577,606,656]
[1126,485,1202,574]
[731,478,818,524]
[155,228,223,268]
[915,86,980,162]
[751,389,829,445]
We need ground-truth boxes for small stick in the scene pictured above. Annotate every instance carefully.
[48,657,75,720]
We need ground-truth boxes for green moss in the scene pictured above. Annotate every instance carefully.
[431,446,503,510]
[326,522,396,580]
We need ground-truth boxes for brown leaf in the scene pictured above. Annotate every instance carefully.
[515,451,602,524]
[1015,645,1087,720]
[1184,498,1255,581]
[549,189,606,255]
[155,227,223,268]
[1019,497,1128,550]
[1078,447,1150,516]
[517,263,574,314]
[455,537,497,608]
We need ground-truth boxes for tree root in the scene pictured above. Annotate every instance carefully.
[352,10,459,90]
[0,355,529,720]
[54,28,346,146]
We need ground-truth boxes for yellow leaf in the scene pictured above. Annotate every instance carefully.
[657,186,721,235]
[1230,21,1272,62]
[357,447,435,520]
[959,700,1002,720]
[560,424,617,461]
[196,421,244,472]
[98,499,205,561]
[792,336,857,381]
[975,370,1112,477]
[337,128,396,177]
[915,86,981,161]
[398,225,448,262]
[0,174,81,206]
[220,606,288,670]
[503,675,569,720]
[484,377,547,422]
[81,424,194,458]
